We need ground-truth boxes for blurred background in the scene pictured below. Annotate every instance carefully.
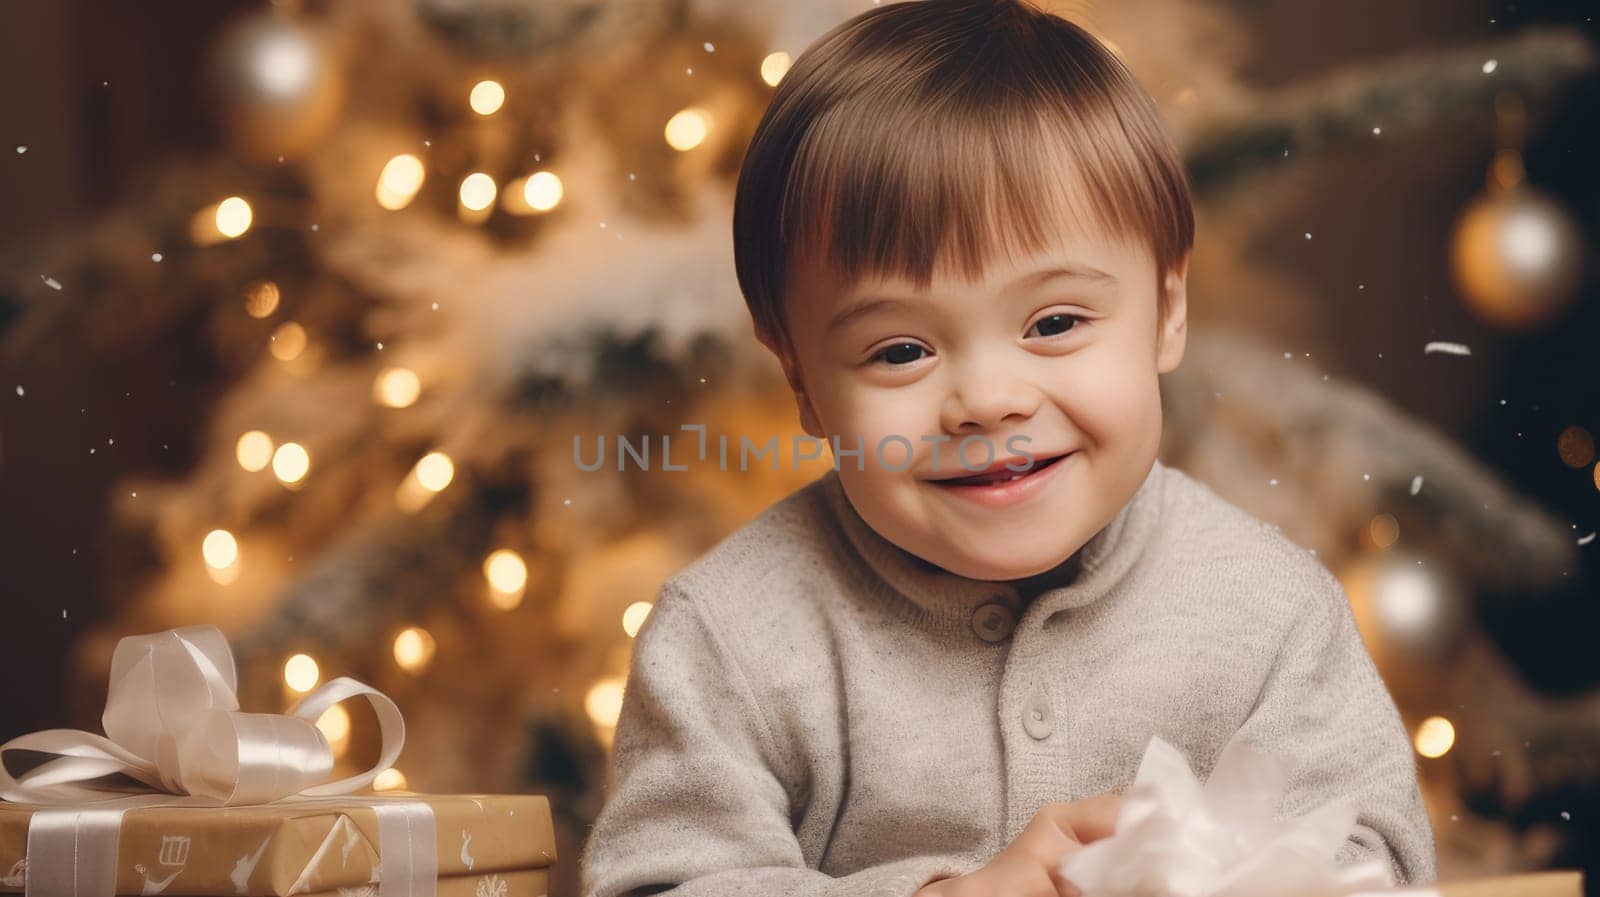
[1,0,1597,895]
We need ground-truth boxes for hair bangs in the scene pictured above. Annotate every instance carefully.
[733,0,1195,354]
[780,95,1147,301]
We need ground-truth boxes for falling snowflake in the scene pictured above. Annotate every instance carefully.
[1424,341,1471,356]
[1410,475,1423,496]
[1482,59,1498,74]
[16,146,26,154]
[14,386,23,397]
[1560,811,1571,821]
[1372,127,1382,135]
[703,42,715,52]
[1579,532,1596,546]
[41,275,62,290]
[151,252,163,262]
[1304,232,1312,240]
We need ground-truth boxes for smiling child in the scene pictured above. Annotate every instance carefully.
[578,1,1437,895]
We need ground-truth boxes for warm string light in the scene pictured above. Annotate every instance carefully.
[393,626,436,673]
[459,172,497,214]
[216,197,254,237]
[664,107,711,151]
[585,677,625,729]
[203,529,239,569]
[483,549,527,610]
[374,366,421,408]
[396,451,455,512]
[759,51,790,86]
[498,169,566,216]
[523,171,562,211]
[202,528,241,584]
[376,154,426,210]
[469,79,505,116]
[1413,716,1455,758]
[622,601,652,637]
[190,197,254,245]
[416,452,453,491]
[284,653,320,693]
[236,431,274,471]
[272,442,311,486]
[315,703,350,758]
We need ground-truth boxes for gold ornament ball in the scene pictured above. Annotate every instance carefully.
[1344,549,1470,708]
[208,11,347,162]
[1449,184,1585,330]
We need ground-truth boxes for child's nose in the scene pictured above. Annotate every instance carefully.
[940,361,1041,435]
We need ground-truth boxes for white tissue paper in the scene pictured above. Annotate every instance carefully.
[1056,732,1397,897]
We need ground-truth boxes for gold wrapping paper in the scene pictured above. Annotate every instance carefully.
[1433,870,1584,897]
[0,868,549,897]
[0,793,555,897]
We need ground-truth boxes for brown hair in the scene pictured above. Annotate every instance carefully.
[732,0,1194,357]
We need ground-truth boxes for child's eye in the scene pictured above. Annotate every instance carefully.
[1027,313,1083,338]
[869,342,930,366]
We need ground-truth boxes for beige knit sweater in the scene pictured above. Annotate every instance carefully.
[579,459,1437,896]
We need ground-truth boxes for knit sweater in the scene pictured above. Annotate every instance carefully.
[578,458,1438,897]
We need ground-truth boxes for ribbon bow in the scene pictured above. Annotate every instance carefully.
[0,626,434,897]
[0,625,404,806]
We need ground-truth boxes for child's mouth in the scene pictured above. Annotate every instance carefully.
[928,450,1075,508]
[930,452,1070,486]
[924,451,1074,508]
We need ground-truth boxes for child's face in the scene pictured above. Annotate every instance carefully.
[771,221,1188,581]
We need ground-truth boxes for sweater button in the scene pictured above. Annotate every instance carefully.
[1023,687,1053,739]
[972,603,1015,642]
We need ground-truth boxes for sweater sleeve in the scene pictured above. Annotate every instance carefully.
[1229,562,1439,886]
[578,581,981,897]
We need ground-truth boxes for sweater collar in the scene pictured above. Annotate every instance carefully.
[819,459,1168,634]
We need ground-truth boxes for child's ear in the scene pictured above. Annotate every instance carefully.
[758,327,828,440]
[1156,252,1190,374]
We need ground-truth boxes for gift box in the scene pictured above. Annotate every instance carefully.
[1366,870,1583,897]
[0,793,556,897]
[0,626,558,897]
[278,868,549,897]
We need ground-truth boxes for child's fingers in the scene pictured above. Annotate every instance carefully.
[1050,867,1086,897]
[1038,793,1122,844]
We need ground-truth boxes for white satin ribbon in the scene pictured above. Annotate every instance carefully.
[0,625,436,897]
[1057,733,1396,897]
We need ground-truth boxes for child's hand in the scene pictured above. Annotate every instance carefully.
[914,793,1121,897]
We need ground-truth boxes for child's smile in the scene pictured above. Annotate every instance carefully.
[923,448,1077,509]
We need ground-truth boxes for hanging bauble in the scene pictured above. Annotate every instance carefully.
[1448,92,1586,331]
[1343,548,1472,706]
[1450,181,1585,330]
[208,8,347,163]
